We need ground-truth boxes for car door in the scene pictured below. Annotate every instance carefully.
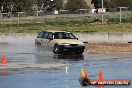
[41,32,54,51]
[41,32,50,46]
[46,32,54,47]
[48,32,60,47]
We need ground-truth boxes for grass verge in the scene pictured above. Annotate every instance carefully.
[0,15,132,33]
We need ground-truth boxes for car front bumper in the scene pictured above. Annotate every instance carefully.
[58,45,85,53]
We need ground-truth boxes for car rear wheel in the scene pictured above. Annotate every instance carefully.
[53,44,60,54]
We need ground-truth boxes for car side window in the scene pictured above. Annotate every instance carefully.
[42,32,48,39]
[37,32,44,38]
[54,32,59,39]
[41,32,53,39]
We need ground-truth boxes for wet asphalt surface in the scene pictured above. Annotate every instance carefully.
[0,42,132,88]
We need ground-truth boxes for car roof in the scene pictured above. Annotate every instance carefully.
[44,30,70,33]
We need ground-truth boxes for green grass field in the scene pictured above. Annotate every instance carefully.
[0,15,132,33]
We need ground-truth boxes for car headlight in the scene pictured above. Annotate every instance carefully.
[79,43,85,46]
[62,43,70,45]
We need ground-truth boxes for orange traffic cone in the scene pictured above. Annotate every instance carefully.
[1,53,7,65]
[98,70,103,80]
[98,70,105,88]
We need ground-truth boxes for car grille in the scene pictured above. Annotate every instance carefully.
[70,44,78,46]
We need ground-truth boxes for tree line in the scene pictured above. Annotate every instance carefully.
[0,0,132,15]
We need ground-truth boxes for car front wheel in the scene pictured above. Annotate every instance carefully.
[53,44,60,54]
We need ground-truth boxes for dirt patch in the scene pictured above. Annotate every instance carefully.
[85,43,132,52]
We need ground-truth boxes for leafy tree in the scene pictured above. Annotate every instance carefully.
[13,0,32,12]
[111,0,132,8]
[55,0,63,10]
[66,0,89,13]
[0,0,63,14]
[0,0,33,13]
[91,0,113,12]
[91,0,101,9]
[91,0,112,9]
[44,0,63,11]
[104,0,111,8]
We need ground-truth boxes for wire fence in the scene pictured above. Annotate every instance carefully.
[0,11,132,21]
[0,10,132,32]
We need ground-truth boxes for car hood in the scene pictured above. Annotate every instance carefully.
[54,39,84,45]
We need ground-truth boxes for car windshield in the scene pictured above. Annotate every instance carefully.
[54,32,76,39]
